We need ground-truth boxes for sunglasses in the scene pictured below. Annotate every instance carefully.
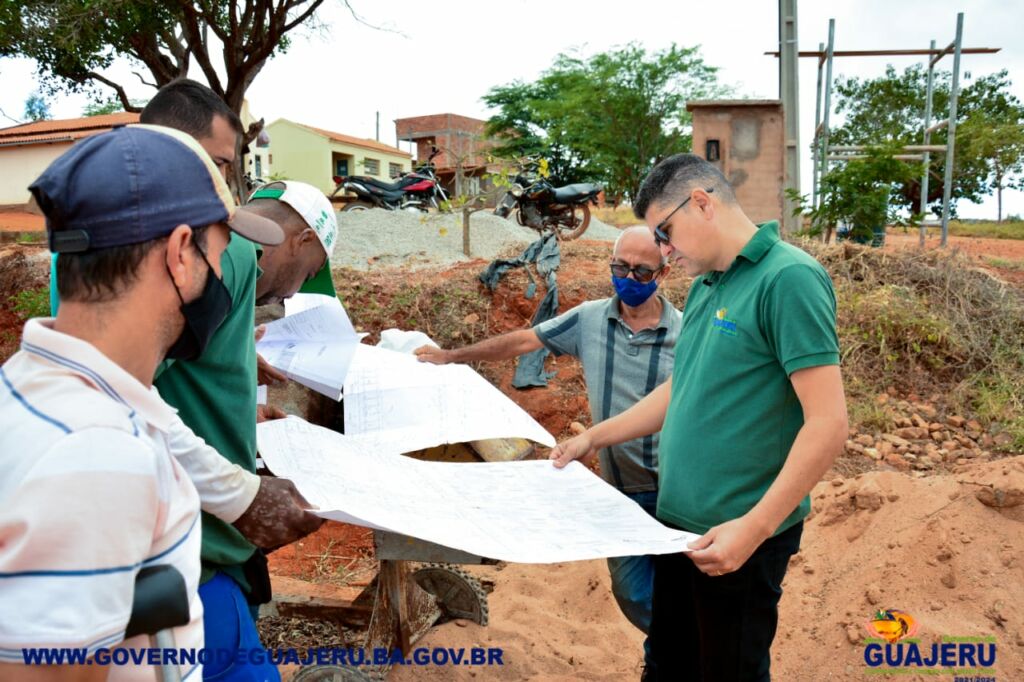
[609,262,662,283]
[653,187,714,247]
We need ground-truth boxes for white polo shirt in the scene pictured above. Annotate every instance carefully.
[0,319,205,680]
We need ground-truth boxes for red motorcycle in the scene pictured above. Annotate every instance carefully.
[332,147,448,213]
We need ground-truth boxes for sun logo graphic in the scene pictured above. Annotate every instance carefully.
[865,609,918,644]
[711,307,738,336]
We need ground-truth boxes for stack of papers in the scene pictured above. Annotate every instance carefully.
[257,417,699,563]
[259,294,554,450]
[256,295,359,400]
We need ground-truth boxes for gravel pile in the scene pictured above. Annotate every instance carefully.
[331,208,621,271]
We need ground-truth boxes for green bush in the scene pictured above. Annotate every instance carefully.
[10,287,50,320]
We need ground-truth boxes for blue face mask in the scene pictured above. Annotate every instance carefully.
[612,276,659,307]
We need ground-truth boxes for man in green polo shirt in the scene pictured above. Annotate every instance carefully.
[154,177,338,682]
[552,153,848,681]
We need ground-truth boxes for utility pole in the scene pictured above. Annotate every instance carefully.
[779,0,800,233]
[939,13,964,248]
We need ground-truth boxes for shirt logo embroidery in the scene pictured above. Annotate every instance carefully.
[712,307,738,336]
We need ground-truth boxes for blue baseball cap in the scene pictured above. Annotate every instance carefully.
[30,124,284,253]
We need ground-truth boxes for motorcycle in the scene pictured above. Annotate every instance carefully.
[494,160,602,240]
[332,147,448,213]
[243,173,267,196]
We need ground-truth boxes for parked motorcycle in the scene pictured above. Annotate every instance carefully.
[332,147,448,213]
[243,173,267,196]
[494,161,602,240]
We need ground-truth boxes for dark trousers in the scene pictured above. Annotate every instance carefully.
[646,521,803,682]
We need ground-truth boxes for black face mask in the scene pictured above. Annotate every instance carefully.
[166,242,233,361]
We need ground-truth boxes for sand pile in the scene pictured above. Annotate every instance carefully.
[389,559,644,681]
[774,455,1023,680]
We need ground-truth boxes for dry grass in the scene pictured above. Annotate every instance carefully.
[798,238,1024,449]
[948,219,1024,240]
[591,205,638,228]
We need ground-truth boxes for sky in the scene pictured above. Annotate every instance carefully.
[2,0,1022,219]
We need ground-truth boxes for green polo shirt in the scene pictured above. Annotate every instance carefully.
[657,221,839,536]
[154,235,259,589]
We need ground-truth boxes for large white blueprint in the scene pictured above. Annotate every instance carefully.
[342,344,556,451]
[283,292,341,316]
[256,299,360,400]
[256,417,699,563]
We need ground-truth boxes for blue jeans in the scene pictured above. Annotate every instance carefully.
[198,572,280,682]
[607,489,658,663]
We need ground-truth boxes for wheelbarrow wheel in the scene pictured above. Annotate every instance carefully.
[412,563,489,626]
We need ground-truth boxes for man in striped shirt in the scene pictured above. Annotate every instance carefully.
[0,125,283,680]
[414,226,681,665]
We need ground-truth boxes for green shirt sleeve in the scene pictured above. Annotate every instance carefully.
[762,263,840,375]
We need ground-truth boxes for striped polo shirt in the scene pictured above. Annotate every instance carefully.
[0,319,204,680]
[535,295,682,493]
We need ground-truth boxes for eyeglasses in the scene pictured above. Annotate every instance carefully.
[653,187,714,247]
[609,262,662,283]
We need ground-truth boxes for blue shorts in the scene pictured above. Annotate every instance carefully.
[198,572,280,682]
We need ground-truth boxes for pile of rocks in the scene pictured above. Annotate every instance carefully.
[844,394,1016,473]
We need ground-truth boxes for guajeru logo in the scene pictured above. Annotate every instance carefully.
[863,609,996,670]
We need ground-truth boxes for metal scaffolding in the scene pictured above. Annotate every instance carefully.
[791,13,999,247]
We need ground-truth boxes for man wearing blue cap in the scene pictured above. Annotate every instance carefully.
[0,125,284,680]
[47,80,332,681]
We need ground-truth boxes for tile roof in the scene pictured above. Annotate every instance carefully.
[0,112,140,148]
[296,122,411,157]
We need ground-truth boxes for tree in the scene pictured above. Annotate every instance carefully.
[2,0,328,142]
[960,95,1024,223]
[23,91,50,121]
[483,78,600,188]
[807,145,917,244]
[830,66,1024,218]
[82,98,124,117]
[483,43,725,202]
[81,96,147,116]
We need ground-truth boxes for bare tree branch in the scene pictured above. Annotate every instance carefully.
[0,107,23,125]
[155,26,190,78]
[283,0,326,34]
[85,71,142,112]
[132,71,159,89]
[176,2,225,96]
[336,0,407,37]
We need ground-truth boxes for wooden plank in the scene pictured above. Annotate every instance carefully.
[469,437,534,463]
[264,575,374,627]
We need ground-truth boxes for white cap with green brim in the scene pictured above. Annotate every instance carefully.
[249,181,338,296]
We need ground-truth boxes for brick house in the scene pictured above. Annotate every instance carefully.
[686,100,785,224]
[394,113,503,202]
